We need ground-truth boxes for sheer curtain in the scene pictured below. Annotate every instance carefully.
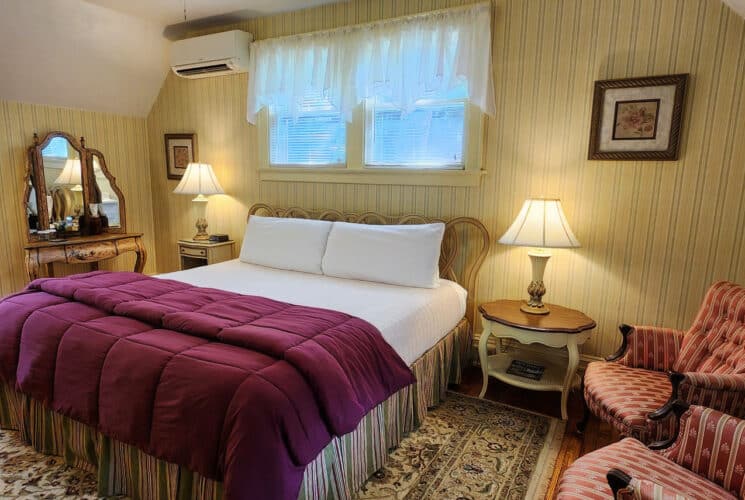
[246,3,495,124]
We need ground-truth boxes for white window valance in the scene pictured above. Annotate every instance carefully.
[246,3,495,124]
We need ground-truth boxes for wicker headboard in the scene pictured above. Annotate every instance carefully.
[248,203,490,324]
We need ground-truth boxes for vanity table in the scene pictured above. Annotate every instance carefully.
[22,131,143,281]
[24,233,146,281]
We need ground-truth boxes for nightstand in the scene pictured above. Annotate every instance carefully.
[178,240,235,270]
[478,300,596,420]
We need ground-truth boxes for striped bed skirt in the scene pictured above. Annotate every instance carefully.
[0,318,471,500]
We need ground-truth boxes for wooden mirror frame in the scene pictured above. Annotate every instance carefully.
[25,131,127,241]
[25,131,87,237]
[86,149,127,233]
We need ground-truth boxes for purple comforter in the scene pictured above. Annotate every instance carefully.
[0,271,415,499]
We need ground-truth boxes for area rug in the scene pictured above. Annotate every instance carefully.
[358,392,565,499]
[0,392,564,499]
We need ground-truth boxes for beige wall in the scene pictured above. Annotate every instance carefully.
[0,99,158,295]
[146,0,745,359]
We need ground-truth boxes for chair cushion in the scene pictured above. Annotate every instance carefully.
[584,361,675,443]
[674,281,745,374]
[557,437,736,500]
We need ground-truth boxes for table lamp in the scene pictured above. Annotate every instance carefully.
[498,198,580,315]
[173,162,225,241]
[54,158,83,192]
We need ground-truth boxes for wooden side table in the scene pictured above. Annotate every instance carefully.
[178,240,235,270]
[478,300,596,420]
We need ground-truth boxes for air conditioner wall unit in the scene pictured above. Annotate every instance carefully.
[171,30,253,79]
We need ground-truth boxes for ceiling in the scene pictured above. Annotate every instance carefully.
[0,0,337,118]
[0,0,742,118]
[0,0,168,117]
[84,0,340,32]
[724,0,745,17]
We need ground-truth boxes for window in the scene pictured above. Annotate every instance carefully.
[250,4,493,186]
[365,86,468,169]
[269,90,346,166]
[260,97,483,186]
[41,137,70,158]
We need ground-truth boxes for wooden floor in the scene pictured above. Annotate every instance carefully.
[451,366,618,499]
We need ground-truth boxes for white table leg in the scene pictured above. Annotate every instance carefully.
[561,336,580,420]
[478,319,492,398]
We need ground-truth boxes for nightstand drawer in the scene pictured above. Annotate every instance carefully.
[178,240,235,271]
[180,246,207,257]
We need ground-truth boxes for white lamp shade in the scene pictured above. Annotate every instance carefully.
[498,198,580,248]
[173,163,225,196]
[54,158,82,186]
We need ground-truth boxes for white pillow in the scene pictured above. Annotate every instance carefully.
[239,215,332,274]
[322,221,445,288]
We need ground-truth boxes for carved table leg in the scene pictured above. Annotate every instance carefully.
[562,335,581,421]
[133,236,147,273]
[478,317,493,398]
[25,250,40,282]
[576,376,591,434]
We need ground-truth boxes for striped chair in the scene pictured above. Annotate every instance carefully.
[580,281,745,443]
[558,403,745,499]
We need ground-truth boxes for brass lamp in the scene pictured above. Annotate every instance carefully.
[173,162,225,241]
[498,198,580,315]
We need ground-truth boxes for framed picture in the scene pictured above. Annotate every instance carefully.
[164,133,198,180]
[588,74,688,160]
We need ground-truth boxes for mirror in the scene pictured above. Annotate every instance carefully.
[25,131,127,240]
[89,152,124,229]
[24,148,41,231]
[42,136,84,229]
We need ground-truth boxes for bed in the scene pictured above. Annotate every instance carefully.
[0,204,489,499]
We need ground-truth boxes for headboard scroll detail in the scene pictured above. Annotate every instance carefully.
[248,203,490,324]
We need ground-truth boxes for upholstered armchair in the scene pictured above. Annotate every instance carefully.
[580,281,745,443]
[558,402,745,499]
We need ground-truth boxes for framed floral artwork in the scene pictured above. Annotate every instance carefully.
[588,74,688,160]
[164,133,198,180]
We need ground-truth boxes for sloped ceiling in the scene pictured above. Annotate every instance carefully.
[0,0,340,116]
[723,0,745,17]
[0,0,168,117]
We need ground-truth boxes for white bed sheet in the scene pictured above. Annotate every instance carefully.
[158,259,467,365]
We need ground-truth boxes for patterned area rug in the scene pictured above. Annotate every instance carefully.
[358,392,565,499]
[0,392,564,499]
[0,431,98,499]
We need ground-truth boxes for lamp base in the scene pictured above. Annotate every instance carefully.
[522,250,551,315]
[193,217,209,241]
[521,301,550,315]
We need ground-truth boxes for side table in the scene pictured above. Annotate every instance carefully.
[478,300,596,420]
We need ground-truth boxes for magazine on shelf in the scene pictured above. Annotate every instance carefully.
[506,359,545,381]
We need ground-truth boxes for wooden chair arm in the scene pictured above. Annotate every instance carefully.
[647,372,686,421]
[648,399,690,450]
[607,468,633,497]
[606,323,633,362]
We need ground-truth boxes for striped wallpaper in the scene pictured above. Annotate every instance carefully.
[0,99,158,296]
[146,0,745,359]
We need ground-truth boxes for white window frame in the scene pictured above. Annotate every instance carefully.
[264,96,347,169]
[257,100,485,187]
[363,97,468,170]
